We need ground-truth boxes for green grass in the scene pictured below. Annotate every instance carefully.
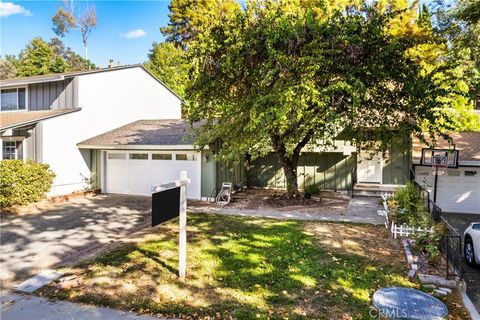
[39,214,470,320]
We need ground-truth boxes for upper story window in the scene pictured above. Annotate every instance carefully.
[1,88,26,111]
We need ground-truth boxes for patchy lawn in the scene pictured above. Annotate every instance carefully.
[39,214,470,319]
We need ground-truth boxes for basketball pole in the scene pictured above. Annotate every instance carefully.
[433,166,438,203]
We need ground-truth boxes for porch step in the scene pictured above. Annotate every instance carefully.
[353,183,401,197]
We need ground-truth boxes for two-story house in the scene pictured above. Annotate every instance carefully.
[0,65,210,200]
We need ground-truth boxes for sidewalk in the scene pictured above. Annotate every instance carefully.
[189,197,384,225]
[1,292,171,320]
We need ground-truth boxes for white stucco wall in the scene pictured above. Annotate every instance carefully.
[41,67,182,195]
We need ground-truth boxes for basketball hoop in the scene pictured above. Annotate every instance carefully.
[432,154,448,176]
[419,148,459,204]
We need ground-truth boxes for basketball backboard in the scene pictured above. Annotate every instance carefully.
[420,148,459,168]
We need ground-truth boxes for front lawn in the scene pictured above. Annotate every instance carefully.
[39,214,469,319]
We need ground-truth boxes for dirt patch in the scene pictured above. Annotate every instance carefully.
[190,188,350,215]
[409,245,449,278]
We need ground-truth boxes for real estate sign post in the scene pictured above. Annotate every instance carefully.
[151,171,190,280]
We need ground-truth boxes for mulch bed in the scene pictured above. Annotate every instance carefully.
[191,188,350,215]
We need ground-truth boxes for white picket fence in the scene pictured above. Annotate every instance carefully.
[378,194,393,229]
[379,194,433,239]
[390,223,434,239]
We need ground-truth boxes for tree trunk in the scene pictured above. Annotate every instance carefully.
[271,130,313,199]
[281,154,300,198]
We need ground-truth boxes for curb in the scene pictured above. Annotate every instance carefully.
[459,280,480,320]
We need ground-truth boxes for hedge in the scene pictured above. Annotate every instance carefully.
[0,160,55,207]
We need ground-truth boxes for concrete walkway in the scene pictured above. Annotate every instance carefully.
[189,197,384,225]
[1,292,169,320]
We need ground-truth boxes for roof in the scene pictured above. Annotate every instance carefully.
[0,109,81,131]
[77,119,196,148]
[0,65,141,86]
[412,132,480,163]
[0,65,182,101]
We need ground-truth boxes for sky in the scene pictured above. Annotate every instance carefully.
[0,1,172,67]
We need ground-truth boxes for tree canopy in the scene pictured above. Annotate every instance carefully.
[16,37,69,77]
[1,37,96,79]
[0,59,17,80]
[144,42,189,98]
[162,0,472,196]
[52,0,97,60]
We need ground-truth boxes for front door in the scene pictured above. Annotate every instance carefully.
[357,151,382,183]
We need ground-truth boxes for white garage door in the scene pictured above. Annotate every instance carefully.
[106,151,201,199]
[415,167,480,214]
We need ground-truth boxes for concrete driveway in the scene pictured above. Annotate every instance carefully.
[442,213,480,312]
[0,194,151,288]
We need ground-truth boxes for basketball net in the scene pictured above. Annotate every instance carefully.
[432,155,448,176]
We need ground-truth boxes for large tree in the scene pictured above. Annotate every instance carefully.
[144,42,189,98]
[165,0,458,197]
[16,37,70,77]
[49,37,96,71]
[161,0,240,47]
[430,0,480,119]
[0,59,17,80]
[52,0,97,60]
[5,37,95,78]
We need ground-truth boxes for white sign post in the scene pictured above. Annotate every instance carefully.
[152,171,190,281]
[178,171,188,280]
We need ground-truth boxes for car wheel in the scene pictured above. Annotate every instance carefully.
[464,237,478,267]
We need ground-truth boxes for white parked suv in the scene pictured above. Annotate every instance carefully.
[464,222,480,267]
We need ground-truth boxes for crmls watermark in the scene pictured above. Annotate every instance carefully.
[369,307,408,318]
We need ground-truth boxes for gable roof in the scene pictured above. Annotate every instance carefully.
[0,65,182,101]
[412,132,480,163]
[0,109,81,132]
[77,119,196,149]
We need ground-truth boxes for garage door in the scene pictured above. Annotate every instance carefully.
[106,151,201,199]
[415,167,480,214]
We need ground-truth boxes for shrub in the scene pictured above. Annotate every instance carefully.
[387,181,430,227]
[387,181,447,263]
[304,184,320,195]
[413,223,447,263]
[0,160,55,207]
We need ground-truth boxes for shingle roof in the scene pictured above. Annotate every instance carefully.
[0,65,182,100]
[0,109,81,131]
[0,65,142,86]
[412,132,480,163]
[77,119,196,147]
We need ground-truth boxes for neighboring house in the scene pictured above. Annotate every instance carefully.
[0,65,191,196]
[412,132,480,214]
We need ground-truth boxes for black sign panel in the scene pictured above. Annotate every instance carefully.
[151,187,180,227]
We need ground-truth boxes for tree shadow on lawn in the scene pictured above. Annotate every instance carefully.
[42,214,413,319]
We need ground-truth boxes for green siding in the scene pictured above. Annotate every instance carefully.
[216,159,247,191]
[382,146,410,185]
[201,150,217,198]
[247,152,357,191]
[90,149,102,190]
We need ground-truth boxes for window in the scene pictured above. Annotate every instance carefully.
[175,154,188,160]
[465,170,478,177]
[1,88,26,111]
[447,170,460,177]
[2,141,23,160]
[416,170,430,176]
[175,153,197,161]
[152,153,172,160]
[129,153,148,160]
[108,153,126,160]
